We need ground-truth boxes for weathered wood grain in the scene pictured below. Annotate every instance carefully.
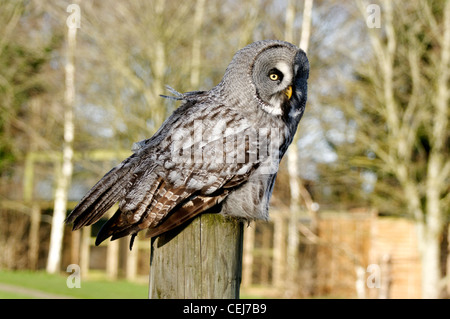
[149,213,244,299]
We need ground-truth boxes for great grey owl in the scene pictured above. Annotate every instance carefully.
[66,40,309,249]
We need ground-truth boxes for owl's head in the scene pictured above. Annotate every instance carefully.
[216,40,309,121]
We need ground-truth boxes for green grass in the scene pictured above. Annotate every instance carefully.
[0,290,33,299]
[0,270,148,299]
[1,270,312,299]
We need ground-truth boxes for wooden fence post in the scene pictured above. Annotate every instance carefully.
[272,212,286,288]
[149,213,244,299]
[106,238,119,280]
[28,203,41,270]
[80,226,91,280]
[126,241,138,281]
[242,224,255,288]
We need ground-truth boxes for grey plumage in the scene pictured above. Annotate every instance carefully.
[66,40,309,249]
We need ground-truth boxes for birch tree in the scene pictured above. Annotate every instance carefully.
[190,0,206,89]
[285,0,314,297]
[337,0,450,298]
[46,4,78,273]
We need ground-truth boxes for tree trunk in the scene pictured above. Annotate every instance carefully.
[151,0,167,127]
[149,213,244,299]
[242,224,255,287]
[299,0,313,54]
[355,0,450,298]
[421,231,442,298]
[46,20,77,274]
[419,0,450,298]
[190,0,206,89]
[284,0,314,297]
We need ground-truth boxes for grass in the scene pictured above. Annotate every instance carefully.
[0,270,307,299]
[0,270,149,299]
[0,290,33,299]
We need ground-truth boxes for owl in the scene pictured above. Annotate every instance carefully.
[66,40,309,249]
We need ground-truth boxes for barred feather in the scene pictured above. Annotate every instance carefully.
[65,40,309,249]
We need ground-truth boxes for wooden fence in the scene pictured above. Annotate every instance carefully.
[241,209,425,298]
[0,202,431,298]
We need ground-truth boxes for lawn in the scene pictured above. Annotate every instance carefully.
[0,270,149,299]
[0,270,274,299]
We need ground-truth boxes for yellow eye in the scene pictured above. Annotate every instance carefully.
[269,73,279,81]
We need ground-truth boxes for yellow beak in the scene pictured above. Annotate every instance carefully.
[284,85,293,100]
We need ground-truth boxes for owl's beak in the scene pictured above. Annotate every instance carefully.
[284,85,293,100]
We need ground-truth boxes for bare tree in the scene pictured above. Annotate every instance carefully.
[284,0,314,297]
[284,0,300,297]
[47,4,78,273]
[337,0,450,298]
[190,0,206,89]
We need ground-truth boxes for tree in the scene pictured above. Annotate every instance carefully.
[284,0,315,297]
[330,0,449,298]
[47,3,78,273]
[0,1,59,174]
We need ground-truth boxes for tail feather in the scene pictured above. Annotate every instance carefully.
[72,182,124,229]
[145,193,227,239]
[95,210,142,249]
[95,193,228,249]
[66,157,136,230]
[94,208,126,246]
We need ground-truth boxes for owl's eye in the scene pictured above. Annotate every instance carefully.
[268,69,283,82]
[269,73,279,81]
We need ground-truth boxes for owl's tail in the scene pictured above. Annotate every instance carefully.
[145,192,228,239]
[65,155,136,230]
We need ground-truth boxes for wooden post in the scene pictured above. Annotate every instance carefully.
[126,241,138,281]
[105,205,119,279]
[28,203,41,270]
[80,226,91,280]
[272,213,286,288]
[242,224,255,287]
[149,213,244,299]
[260,225,271,285]
[379,254,392,299]
[106,238,119,280]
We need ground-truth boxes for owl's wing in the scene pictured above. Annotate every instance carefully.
[92,149,258,248]
[135,115,262,241]
[65,152,140,230]
[66,103,262,248]
[143,165,256,240]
